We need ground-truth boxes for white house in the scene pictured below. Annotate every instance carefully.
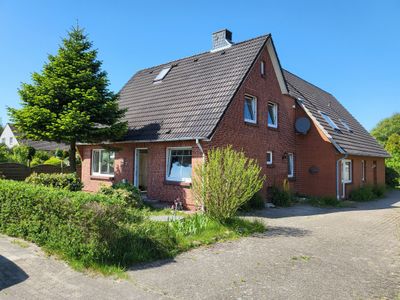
[0,124,18,148]
[0,123,68,151]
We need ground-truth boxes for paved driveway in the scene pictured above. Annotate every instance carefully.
[1,191,400,299]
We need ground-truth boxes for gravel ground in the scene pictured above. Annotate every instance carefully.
[1,191,400,299]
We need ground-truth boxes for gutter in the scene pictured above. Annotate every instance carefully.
[336,154,348,200]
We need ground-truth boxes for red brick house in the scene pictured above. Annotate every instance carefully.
[77,30,389,208]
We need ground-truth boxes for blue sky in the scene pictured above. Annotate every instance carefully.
[0,0,399,130]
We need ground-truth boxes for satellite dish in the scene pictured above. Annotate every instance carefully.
[295,117,311,134]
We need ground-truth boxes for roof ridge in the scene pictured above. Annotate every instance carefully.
[283,69,334,97]
[136,34,271,73]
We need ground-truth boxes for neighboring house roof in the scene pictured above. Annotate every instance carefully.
[284,70,389,158]
[118,34,273,141]
[6,124,69,151]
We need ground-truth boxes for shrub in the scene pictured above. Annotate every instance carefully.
[25,172,83,191]
[44,156,64,166]
[349,185,386,201]
[385,166,399,187]
[0,179,127,266]
[240,192,265,211]
[372,184,386,198]
[192,146,265,221]
[98,182,142,208]
[270,186,293,207]
[309,196,340,207]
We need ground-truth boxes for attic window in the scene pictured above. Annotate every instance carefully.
[154,66,171,82]
[339,119,353,132]
[320,112,340,131]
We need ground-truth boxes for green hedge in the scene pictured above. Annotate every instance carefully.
[25,172,83,191]
[98,182,143,208]
[0,179,127,266]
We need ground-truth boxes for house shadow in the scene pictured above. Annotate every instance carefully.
[244,190,400,220]
[0,255,29,291]
[124,122,162,141]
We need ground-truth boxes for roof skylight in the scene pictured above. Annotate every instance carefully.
[320,112,340,131]
[154,66,171,82]
[340,119,353,132]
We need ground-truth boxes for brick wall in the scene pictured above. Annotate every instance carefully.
[207,43,296,198]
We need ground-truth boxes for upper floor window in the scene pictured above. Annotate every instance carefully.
[244,95,257,124]
[266,151,273,165]
[342,159,352,183]
[268,102,278,128]
[166,148,192,183]
[261,61,265,76]
[9,137,13,145]
[1,138,5,144]
[92,149,115,176]
[287,153,294,178]
[320,112,340,130]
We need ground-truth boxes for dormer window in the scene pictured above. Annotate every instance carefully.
[154,66,171,82]
[320,112,340,131]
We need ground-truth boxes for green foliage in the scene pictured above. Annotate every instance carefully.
[270,186,293,207]
[25,172,83,191]
[386,166,400,187]
[371,114,400,186]
[240,192,265,211]
[349,185,386,202]
[0,179,127,266]
[371,113,400,146]
[308,196,341,207]
[30,150,52,166]
[8,26,127,171]
[0,179,264,275]
[9,145,35,165]
[43,156,64,166]
[98,182,143,208]
[192,146,265,221]
[0,144,11,162]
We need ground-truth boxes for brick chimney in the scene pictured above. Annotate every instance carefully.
[211,29,233,52]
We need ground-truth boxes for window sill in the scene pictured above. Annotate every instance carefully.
[267,126,279,131]
[164,180,192,188]
[90,175,114,181]
[266,164,275,168]
[244,121,258,127]
[288,176,296,182]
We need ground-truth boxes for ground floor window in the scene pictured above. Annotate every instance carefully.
[92,149,115,176]
[342,159,352,183]
[287,153,294,178]
[166,148,192,182]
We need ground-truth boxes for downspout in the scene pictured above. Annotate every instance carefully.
[336,154,348,200]
[195,139,205,211]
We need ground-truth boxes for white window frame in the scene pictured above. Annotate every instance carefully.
[261,61,265,76]
[154,66,171,82]
[320,112,340,130]
[266,151,273,165]
[244,95,257,124]
[91,149,115,177]
[166,147,192,183]
[341,159,352,183]
[268,102,278,128]
[361,160,366,182]
[287,153,294,178]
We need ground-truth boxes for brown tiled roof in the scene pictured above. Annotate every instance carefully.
[283,70,389,158]
[118,35,269,141]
